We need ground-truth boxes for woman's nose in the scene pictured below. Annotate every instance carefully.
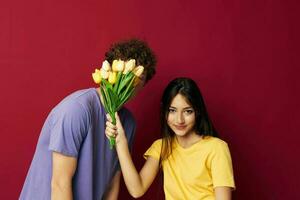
[176,113,184,123]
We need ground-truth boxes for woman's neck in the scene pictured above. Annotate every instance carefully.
[175,132,202,149]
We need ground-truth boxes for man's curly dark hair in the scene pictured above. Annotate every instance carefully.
[105,38,157,83]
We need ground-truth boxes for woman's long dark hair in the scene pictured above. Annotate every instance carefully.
[160,77,218,163]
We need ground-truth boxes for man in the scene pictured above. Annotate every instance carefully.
[19,39,157,200]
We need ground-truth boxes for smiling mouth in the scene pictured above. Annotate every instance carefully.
[174,125,187,130]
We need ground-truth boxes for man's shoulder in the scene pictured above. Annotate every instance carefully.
[65,88,96,102]
[51,88,97,115]
[60,88,96,104]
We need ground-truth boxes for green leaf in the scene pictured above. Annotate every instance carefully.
[113,72,122,93]
[100,87,110,113]
[101,82,118,148]
[107,87,118,111]
[102,79,113,91]
[109,137,116,149]
[120,76,135,100]
[117,88,135,111]
[101,86,113,114]
[117,72,134,94]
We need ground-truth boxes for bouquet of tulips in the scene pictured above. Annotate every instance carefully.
[92,59,144,149]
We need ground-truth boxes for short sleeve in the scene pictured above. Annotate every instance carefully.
[48,100,89,157]
[211,141,235,189]
[144,139,162,161]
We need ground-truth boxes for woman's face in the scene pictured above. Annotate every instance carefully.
[167,94,196,138]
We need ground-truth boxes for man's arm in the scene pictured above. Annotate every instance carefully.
[51,152,77,200]
[102,171,121,200]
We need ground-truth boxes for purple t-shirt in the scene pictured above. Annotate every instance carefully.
[19,88,136,200]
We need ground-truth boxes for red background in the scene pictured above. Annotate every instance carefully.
[1,0,299,199]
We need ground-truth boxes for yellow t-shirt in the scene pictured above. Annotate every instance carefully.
[144,137,235,200]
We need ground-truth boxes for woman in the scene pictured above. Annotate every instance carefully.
[105,77,235,200]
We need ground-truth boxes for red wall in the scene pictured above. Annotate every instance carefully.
[1,0,299,199]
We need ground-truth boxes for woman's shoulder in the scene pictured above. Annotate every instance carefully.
[202,136,229,148]
[151,138,163,147]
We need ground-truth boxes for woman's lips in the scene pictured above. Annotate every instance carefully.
[174,125,187,130]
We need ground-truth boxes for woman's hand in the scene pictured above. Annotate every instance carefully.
[105,113,127,146]
[106,114,160,198]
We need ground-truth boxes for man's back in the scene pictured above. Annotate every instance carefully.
[20,88,136,200]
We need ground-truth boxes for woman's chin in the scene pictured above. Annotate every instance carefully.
[173,130,188,137]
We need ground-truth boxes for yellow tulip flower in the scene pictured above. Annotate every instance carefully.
[92,69,101,84]
[117,60,125,71]
[112,60,125,72]
[101,69,109,80]
[102,60,111,71]
[133,65,144,77]
[112,60,118,72]
[123,59,136,74]
[108,71,117,84]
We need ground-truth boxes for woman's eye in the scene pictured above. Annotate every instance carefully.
[185,110,194,114]
[169,109,176,113]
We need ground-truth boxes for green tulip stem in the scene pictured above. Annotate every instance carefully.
[109,112,116,149]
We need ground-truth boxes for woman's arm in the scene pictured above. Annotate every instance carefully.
[106,113,160,198]
[214,186,232,200]
[51,152,77,200]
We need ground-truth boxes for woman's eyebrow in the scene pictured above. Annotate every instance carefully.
[169,106,193,109]
[183,107,193,110]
